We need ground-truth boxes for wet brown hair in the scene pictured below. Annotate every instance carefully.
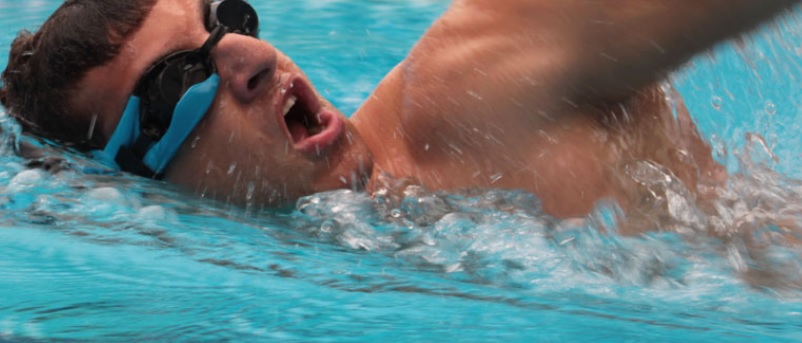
[0,0,158,150]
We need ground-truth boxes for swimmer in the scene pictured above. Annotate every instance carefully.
[0,0,798,220]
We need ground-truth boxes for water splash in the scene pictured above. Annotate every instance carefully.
[1,115,801,341]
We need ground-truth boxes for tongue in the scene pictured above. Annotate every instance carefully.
[288,121,309,143]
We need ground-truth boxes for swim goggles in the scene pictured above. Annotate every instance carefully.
[94,0,259,179]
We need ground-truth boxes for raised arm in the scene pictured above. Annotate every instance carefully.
[563,0,798,101]
[400,0,799,110]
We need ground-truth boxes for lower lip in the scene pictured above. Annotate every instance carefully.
[293,109,344,155]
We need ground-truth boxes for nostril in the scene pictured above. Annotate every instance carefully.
[247,68,271,91]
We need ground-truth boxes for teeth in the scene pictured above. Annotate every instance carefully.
[283,96,297,116]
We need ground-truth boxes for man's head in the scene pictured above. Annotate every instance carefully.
[1,0,373,207]
[0,0,158,149]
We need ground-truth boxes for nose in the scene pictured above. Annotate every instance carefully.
[211,34,278,103]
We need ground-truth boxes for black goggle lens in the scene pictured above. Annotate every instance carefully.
[137,52,212,137]
[207,0,259,37]
[135,0,258,139]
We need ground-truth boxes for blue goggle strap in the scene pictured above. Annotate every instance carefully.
[143,74,220,174]
[92,74,220,177]
[94,96,141,167]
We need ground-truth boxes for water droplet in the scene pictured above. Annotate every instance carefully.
[246,182,256,201]
[765,101,777,115]
[467,90,483,101]
[191,136,201,148]
[727,244,747,273]
[390,209,403,218]
[227,164,237,176]
[711,96,723,110]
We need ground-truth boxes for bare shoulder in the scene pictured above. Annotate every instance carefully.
[350,0,585,188]
[353,0,791,217]
[406,0,571,79]
[394,0,576,142]
[350,0,586,173]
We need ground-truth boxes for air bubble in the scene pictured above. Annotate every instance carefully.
[320,219,336,233]
[765,101,777,115]
[711,96,723,110]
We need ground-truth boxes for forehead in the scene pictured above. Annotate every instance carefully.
[73,0,208,140]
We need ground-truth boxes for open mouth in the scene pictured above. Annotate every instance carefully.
[279,76,343,153]
[283,90,321,143]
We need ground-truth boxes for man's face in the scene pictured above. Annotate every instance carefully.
[73,0,372,207]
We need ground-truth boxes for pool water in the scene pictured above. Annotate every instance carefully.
[2,1,802,341]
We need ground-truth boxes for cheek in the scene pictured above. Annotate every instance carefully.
[163,106,319,203]
[168,112,274,180]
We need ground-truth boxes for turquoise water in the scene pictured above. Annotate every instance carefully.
[2,1,802,341]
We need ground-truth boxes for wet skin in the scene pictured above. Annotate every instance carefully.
[73,0,794,218]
